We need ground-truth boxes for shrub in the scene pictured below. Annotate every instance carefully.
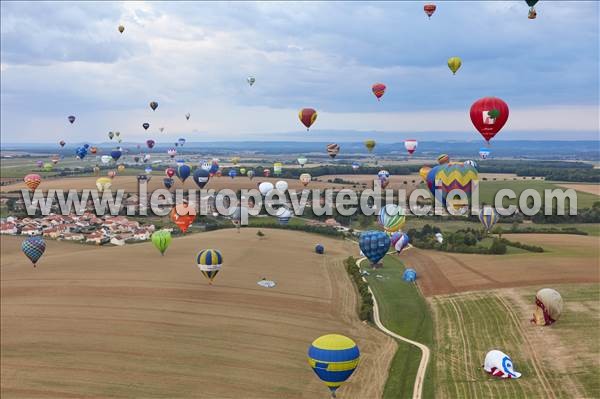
[344,256,373,322]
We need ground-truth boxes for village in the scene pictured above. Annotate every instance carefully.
[0,212,158,246]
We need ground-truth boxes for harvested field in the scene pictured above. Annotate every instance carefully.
[1,229,395,398]
[400,234,599,297]
[554,183,600,196]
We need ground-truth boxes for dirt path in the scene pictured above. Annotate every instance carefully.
[355,256,430,399]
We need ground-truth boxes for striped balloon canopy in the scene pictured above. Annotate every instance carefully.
[377,204,406,234]
[299,108,318,130]
[22,236,46,267]
[23,174,42,191]
[308,334,360,397]
[359,231,390,265]
[326,143,340,159]
[196,249,223,284]
[479,207,500,232]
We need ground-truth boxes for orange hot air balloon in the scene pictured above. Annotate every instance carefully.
[90,146,98,154]
[372,83,386,101]
[299,108,318,130]
[170,202,196,233]
[24,174,41,191]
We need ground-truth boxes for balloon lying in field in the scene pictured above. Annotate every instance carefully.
[308,334,360,397]
[257,279,276,288]
[483,350,521,379]
[532,288,563,326]
[196,249,223,284]
[315,244,324,254]
[402,268,417,282]
[359,231,390,265]
[22,236,46,267]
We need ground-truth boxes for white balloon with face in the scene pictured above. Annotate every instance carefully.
[483,350,521,379]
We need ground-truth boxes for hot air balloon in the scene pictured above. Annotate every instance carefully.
[143,123,150,130]
[394,233,410,254]
[435,232,444,244]
[96,177,112,191]
[100,155,111,165]
[429,162,478,210]
[401,141,416,157]
[263,168,271,177]
[479,148,491,159]
[118,25,125,33]
[308,334,360,398]
[144,166,153,175]
[276,207,292,225]
[378,204,406,233]
[149,101,158,111]
[247,76,256,86]
[275,180,288,192]
[424,3,436,18]
[68,115,76,124]
[372,83,386,101]
[170,202,196,233]
[228,169,237,179]
[117,164,125,173]
[88,146,97,154]
[143,154,151,163]
[24,174,41,191]
[110,149,122,162]
[42,162,53,171]
[165,167,175,178]
[176,164,191,182]
[108,131,114,140]
[163,177,174,189]
[196,249,223,284]
[93,166,100,176]
[447,57,462,75]
[359,231,390,266]
[159,127,165,133]
[146,139,155,149]
[483,350,521,379]
[326,143,340,159]
[419,166,431,183]
[470,97,509,143]
[364,139,376,153]
[185,112,190,120]
[239,167,246,175]
[231,156,240,165]
[115,132,120,138]
[35,160,43,168]
[315,244,324,254]
[402,268,417,282]
[297,156,308,167]
[273,162,283,176]
[526,0,539,19]
[377,170,390,189]
[51,156,59,165]
[178,138,186,147]
[352,162,360,171]
[107,170,117,179]
[532,288,563,326]
[437,154,449,165]
[59,140,66,147]
[300,173,312,187]
[209,160,219,176]
[247,170,255,180]
[193,168,210,188]
[479,207,499,232]
[299,108,318,130]
[167,148,177,158]
[22,236,46,267]
[258,181,274,196]
[151,230,172,256]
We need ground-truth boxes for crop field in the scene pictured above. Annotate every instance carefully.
[431,284,600,399]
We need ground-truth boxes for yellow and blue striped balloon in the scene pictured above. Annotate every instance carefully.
[308,334,360,397]
[479,207,500,232]
[196,249,223,284]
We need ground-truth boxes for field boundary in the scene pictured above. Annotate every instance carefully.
[356,256,430,399]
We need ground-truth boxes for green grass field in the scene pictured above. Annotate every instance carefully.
[431,284,600,398]
[362,255,435,399]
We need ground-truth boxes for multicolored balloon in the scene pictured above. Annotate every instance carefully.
[394,233,410,254]
[196,249,223,284]
[327,143,340,159]
[308,334,360,397]
[447,57,462,75]
[404,139,418,155]
[424,3,436,18]
[170,203,196,233]
[479,148,491,159]
[479,207,500,232]
[24,174,42,191]
[299,108,318,130]
[300,173,312,187]
[372,83,386,101]
[22,236,46,267]
[532,288,563,326]
[377,204,406,234]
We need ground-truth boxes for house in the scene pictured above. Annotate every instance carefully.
[0,222,17,235]
[110,236,125,246]
[132,229,150,241]
[86,231,105,245]
[42,228,61,239]
[21,225,41,236]
[62,232,84,241]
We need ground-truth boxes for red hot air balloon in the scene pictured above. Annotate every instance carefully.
[424,4,436,18]
[298,108,317,130]
[470,97,509,143]
[263,168,271,177]
[372,83,386,101]
[165,167,175,178]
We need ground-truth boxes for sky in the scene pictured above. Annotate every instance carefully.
[1,1,598,143]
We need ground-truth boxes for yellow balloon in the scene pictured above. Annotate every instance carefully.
[96,177,112,192]
[117,164,125,172]
[419,166,431,183]
[448,57,462,75]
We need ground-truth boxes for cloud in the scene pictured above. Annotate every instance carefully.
[1,1,598,143]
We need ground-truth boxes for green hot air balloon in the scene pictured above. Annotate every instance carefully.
[151,230,172,255]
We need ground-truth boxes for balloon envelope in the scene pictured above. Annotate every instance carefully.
[151,230,172,255]
[359,231,390,265]
[298,108,318,130]
[24,174,42,191]
[22,236,46,266]
[532,288,563,326]
[196,249,223,284]
[308,334,360,396]
[193,168,210,188]
[470,97,509,143]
